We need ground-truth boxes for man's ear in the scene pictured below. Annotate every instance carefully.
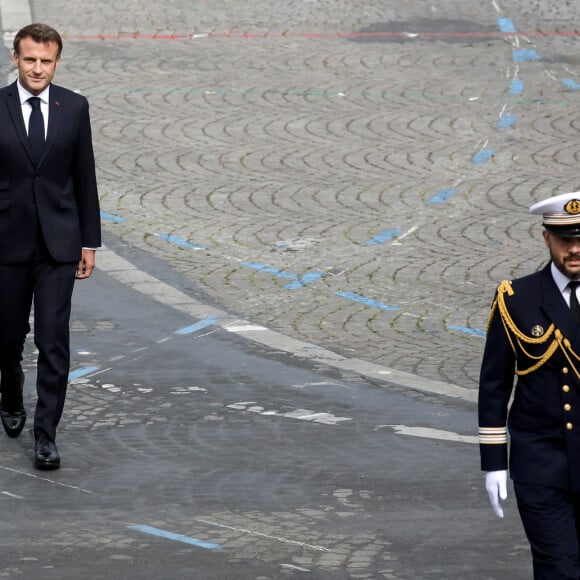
[543,229,550,248]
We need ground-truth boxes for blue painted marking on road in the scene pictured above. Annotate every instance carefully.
[472,149,494,164]
[364,228,401,245]
[240,262,324,290]
[284,271,324,290]
[427,189,458,204]
[129,525,222,550]
[512,49,540,62]
[69,366,100,380]
[510,79,524,94]
[240,261,297,280]
[447,325,486,337]
[175,317,222,335]
[561,79,580,90]
[100,210,125,223]
[284,281,305,290]
[497,18,517,33]
[498,114,517,128]
[336,291,400,311]
[158,234,205,250]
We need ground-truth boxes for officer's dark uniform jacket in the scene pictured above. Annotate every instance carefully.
[479,262,580,491]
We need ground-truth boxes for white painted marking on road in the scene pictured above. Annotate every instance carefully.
[281,564,311,572]
[191,518,331,552]
[379,425,478,444]
[227,402,352,425]
[102,383,122,392]
[0,465,95,493]
[70,367,111,384]
[1,490,23,499]
[292,381,349,389]
[226,401,256,410]
[225,324,268,332]
[170,386,207,394]
[391,225,418,246]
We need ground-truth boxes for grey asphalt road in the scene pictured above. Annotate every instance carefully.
[0,233,530,579]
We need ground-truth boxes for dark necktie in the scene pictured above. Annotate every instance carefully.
[569,281,580,322]
[27,97,45,164]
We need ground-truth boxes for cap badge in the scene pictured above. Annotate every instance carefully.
[531,325,544,337]
[565,199,580,215]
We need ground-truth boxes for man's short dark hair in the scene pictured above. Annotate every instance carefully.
[13,23,63,57]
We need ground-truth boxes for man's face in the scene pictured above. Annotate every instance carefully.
[544,230,580,280]
[13,37,60,95]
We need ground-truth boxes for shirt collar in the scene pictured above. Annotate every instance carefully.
[16,80,50,106]
[551,261,574,293]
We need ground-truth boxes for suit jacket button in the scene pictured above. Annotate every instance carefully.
[566,423,574,430]
[565,404,572,412]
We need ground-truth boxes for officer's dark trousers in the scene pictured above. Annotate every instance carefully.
[515,482,580,579]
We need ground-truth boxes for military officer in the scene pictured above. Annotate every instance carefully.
[479,191,580,579]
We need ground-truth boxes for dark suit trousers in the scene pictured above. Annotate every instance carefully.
[515,482,580,579]
[0,257,76,441]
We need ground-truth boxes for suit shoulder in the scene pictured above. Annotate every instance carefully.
[493,269,547,306]
[0,82,16,97]
[510,271,542,288]
[51,84,89,105]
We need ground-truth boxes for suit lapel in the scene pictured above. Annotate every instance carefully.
[4,82,35,161]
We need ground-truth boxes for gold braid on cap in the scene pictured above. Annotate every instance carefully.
[488,280,580,378]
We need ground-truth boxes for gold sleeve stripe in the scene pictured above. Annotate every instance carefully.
[479,427,507,445]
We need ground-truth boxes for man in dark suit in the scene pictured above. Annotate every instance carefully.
[0,23,101,469]
[479,191,580,579]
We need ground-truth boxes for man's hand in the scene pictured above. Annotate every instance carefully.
[76,249,96,279]
[485,470,508,518]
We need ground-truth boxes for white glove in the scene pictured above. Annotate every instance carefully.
[485,470,508,518]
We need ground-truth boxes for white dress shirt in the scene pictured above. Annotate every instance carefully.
[551,261,577,307]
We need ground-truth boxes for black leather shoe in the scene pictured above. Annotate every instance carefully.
[0,407,26,438]
[34,436,60,470]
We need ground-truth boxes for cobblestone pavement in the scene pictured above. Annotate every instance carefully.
[3,0,573,394]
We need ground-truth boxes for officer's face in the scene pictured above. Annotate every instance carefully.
[544,230,580,280]
[13,37,60,96]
